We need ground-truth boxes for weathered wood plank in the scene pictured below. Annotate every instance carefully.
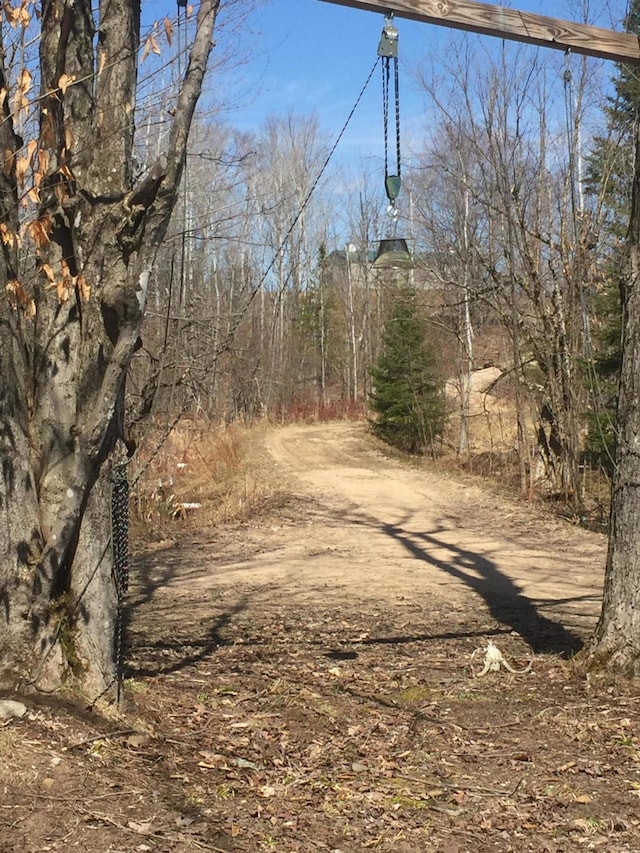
[319,0,640,64]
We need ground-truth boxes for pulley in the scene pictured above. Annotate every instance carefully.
[379,15,402,208]
[373,18,412,272]
[377,16,398,58]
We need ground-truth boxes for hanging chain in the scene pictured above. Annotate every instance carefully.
[111,461,130,702]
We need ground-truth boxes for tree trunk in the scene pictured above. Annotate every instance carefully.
[0,1,219,696]
[591,122,640,675]
[591,115,640,674]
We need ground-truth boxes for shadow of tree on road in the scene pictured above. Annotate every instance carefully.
[124,541,253,678]
[350,510,585,656]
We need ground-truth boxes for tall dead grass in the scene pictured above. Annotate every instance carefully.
[129,418,278,545]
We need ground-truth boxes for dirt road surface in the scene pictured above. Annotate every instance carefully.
[167,420,605,657]
[10,421,640,853]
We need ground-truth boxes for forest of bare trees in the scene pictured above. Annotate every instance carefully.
[133,23,620,510]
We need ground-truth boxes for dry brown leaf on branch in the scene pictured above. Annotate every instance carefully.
[17,68,31,94]
[76,275,91,303]
[12,68,32,122]
[5,1,31,29]
[164,17,173,45]
[57,73,75,95]
[0,222,17,247]
[141,33,161,62]
[24,216,52,249]
[55,280,71,302]
[36,148,50,186]
[3,2,25,29]
[6,278,35,317]
[42,260,73,302]
[6,278,26,304]
[40,262,55,284]
[15,139,36,188]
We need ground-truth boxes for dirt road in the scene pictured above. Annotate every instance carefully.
[206,420,606,655]
[10,422,636,853]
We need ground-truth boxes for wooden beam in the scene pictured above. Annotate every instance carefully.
[319,0,640,64]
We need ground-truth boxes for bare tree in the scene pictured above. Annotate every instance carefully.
[0,1,220,694]
[413,38,597,500]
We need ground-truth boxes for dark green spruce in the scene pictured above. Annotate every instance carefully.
[368,285,446,454]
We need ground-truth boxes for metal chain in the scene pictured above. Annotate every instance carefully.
[111,462,130,701]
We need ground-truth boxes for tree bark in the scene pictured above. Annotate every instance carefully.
[591,114,640,674]
[0,1,219,695]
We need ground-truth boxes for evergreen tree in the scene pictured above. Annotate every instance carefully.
[369,286,446,453]
[585,1,640,233]
[583,0,640,470]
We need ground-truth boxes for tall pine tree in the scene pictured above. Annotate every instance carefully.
[369,286,446,454]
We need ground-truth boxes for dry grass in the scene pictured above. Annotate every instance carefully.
[129,417,279,544]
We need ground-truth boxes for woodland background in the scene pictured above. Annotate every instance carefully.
[128,1,635,523]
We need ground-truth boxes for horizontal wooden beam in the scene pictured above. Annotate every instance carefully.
[319,0,640,64]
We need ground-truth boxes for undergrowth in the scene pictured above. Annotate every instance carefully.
[129,400,365,544]
[129,417,278,544]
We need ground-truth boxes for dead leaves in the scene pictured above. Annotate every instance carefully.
[57,73,75,96]
[163,17,174,46]
[14,138,36,188]
[12,67,31,125]
[4,254,92,315]
[5,278,35,317]
[118,589,640,851]
[24,215,52,250]
[141,12,190,62]
[10,585,640,851]
[42,258,91,304]
[3,1,32,30]
[141,32,161,62]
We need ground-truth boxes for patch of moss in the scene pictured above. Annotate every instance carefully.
[390,793,430,810]
[50,595,87,679]
[388,685,432,706]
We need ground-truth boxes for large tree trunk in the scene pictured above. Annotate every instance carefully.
[591,115,640,675]
[0,1,219,695]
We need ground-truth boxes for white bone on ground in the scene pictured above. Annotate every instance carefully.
[471,640,532,677]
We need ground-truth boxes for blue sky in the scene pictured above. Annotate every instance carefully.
[144,0,629,237]
[219,0,458,163]
[205,0,628,167]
